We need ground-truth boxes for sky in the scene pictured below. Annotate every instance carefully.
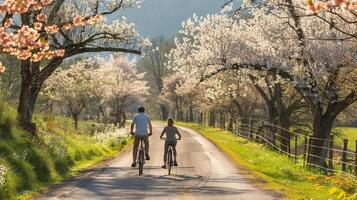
[120,0,223,39]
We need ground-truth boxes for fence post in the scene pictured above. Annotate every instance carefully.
[355,140,357,177]
[249,118,253,140]
[303,135,308,167]
[294,134,298,163]
[305,136,311,167]
[259,121,264,144]
[328,135,334,175]
[256,121,262,142]
[342,139,348,172]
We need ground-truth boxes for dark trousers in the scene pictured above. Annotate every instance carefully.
[133,135,149,162]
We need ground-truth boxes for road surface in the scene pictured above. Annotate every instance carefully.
[34,124,279,200]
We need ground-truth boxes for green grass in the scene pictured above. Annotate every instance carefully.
[335,127,357,150]
[0,102,131,200]
[177,122,357,200]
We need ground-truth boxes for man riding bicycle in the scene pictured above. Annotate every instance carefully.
[130,106,153,168]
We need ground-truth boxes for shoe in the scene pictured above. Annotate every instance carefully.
[145,153,150,160]
[161,164,167,169]
[173,161,178,166]
[131,162,136,167]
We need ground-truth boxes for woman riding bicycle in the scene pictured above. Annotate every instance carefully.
[160,118,182,169]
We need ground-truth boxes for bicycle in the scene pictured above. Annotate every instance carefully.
[161,138,180,175]
[137,138,146,175]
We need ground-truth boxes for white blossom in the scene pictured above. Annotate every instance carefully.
[0,165,7,188]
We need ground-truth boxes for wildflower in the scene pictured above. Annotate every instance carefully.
[0,165,7,187]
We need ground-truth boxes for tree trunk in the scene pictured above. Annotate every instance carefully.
[209,111,215,127]
[18,62,41,134]
[279,116,290,153]
[18,58,64,133]
[189,106,194,122]
[115,109,124,127]
[185,110,189,122]
[120,112,126,127]
[199,112,203,125]
[308,112,333,168]
[175,97,184,121]
[228,109,235,132]
[113,97,127,127]
[99,105,108,124]
[267,105,277,144]
[220,112,225,129]
[160,103,168,120]
[73,114,79,129]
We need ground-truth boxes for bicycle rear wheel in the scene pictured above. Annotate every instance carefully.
[167,148,172,175]
[138,150,144,175]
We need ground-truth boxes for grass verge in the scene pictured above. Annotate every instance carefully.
[177,122,357,200]
[0,102,131,200]
[335,127,357,150]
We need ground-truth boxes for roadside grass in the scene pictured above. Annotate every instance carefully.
[335,127,357,150]
[177,122,357,200]
[0,102,131,200]
[291,126,357,151]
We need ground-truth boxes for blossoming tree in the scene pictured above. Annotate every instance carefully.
[0,0,148,132]
[168,4,357,168]
[44,60,96,129]
[97,54,149,127]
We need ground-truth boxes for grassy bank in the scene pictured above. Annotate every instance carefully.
[0,102,130,200]
[177,122,357,200]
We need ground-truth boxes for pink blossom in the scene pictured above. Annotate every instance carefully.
[73,16,85,26]
[36,14,47,22]
[0,64,5,73]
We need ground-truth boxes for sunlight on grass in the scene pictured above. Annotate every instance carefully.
[335,127,357,150]
[0,102,131,200]
[177,122,357,200]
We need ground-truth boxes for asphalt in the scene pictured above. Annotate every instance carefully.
[34,124,278,200]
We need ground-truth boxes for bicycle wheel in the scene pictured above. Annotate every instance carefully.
[167,148,172,175]
[138,150,144,175]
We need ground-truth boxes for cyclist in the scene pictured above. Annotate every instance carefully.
[130,106,153,168]
[160,118,182,169]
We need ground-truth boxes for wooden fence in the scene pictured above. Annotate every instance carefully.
[192,112,357,177]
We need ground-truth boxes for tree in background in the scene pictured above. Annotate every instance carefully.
[44,60,96,129]
[138,37,175,120]
[97,54,149,127]
[43,54,149,128]
[159,74,185,121]
[0,55,21,103]
[0,0,149,133]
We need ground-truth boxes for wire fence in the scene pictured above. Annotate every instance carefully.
[190,112,357,178]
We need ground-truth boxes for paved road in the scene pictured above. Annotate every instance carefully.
[35,124,278,200]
